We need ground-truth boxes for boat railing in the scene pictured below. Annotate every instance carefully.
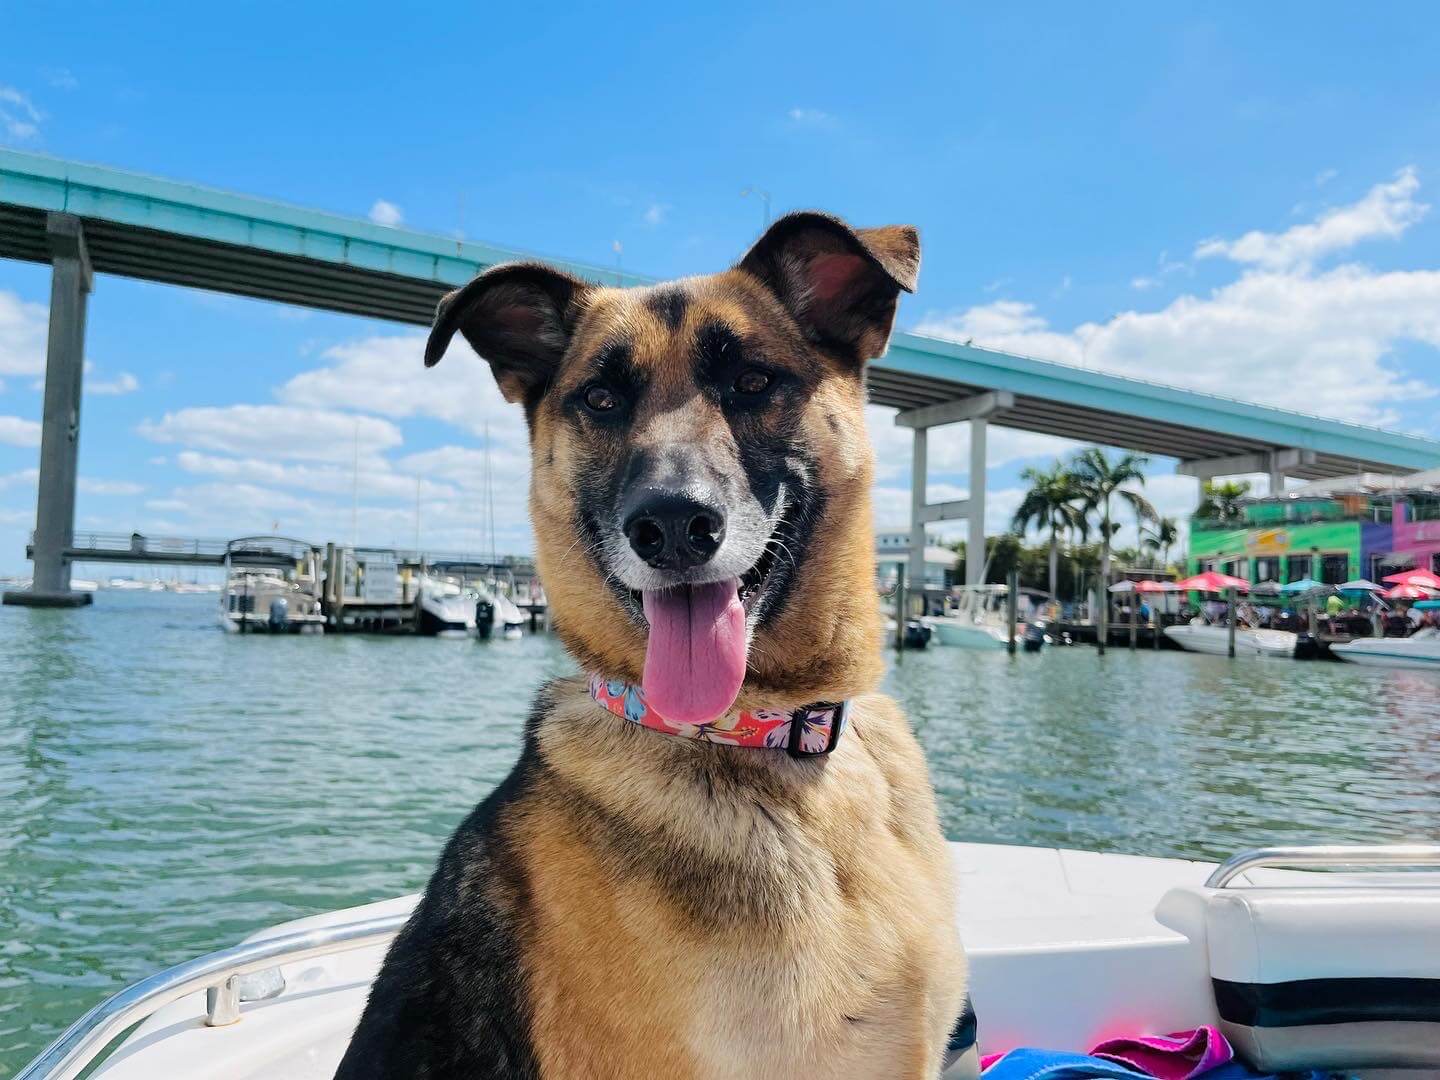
[16,913,408,1080]
[1205,844,1440,888]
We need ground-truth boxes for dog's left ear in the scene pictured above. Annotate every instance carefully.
[424,262,591,406]
[737,211,919,362]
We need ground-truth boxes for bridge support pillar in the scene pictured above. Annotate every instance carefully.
[897,392,1013,605]
[967,417,987,588]
[907,427,928,614]
[3,214,93,609]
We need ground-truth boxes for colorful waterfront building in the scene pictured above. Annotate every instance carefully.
[1389,480,1440,575]
[1187,487,1396,586]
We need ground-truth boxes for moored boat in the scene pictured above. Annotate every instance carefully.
[17,843,1440,1079]
[415,575,477,636]
[924,585,1031,650]
[1164,620,1297,659]
[218,537,326,635]
[1331,627,1440,669]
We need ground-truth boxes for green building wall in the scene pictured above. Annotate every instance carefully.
[1187,520,1364,583]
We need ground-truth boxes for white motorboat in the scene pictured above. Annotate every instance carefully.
[218,538,326,635]
[69,578,99,592]
[927,619,1011,649]
[1164,620,1297,659]
[415,575,477,636]
[18,842,1440,1079]
[1331,627,1440,670]
[490,587,526,639]
[924,585,1028,650]
[105,577,147,591]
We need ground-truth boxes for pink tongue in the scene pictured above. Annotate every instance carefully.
[641,580,747,725]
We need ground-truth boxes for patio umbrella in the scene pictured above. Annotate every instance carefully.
[1252,580,1282,595]
[1175,571,1250,593]
[1107,580,1137,593]
[1383,568,1440,590]
[1134,579,1179,592]
[1415,599,1440,610]
[1336,579,1383,594]
[1279,577,1325,594]
[1381,583,1439,601]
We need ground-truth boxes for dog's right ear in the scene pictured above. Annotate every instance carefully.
[424,262,591,406]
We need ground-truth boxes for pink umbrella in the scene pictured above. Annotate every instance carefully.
[1174,571,1250,593]
[1381,583,1439,600]
[1382,569,1440,590]
[1135,579,1179,593]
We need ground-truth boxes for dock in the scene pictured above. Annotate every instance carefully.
[20,531,547,636]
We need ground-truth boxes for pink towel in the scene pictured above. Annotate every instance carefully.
[1089,1026,1234,1080]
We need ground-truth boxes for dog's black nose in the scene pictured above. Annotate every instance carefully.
[623,492,726,570]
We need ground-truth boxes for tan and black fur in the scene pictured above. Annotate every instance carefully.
[335,213,965,1079]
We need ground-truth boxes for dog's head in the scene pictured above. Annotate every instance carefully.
[425,212,917,722]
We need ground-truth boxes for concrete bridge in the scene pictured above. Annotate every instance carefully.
[3,149,1437,605]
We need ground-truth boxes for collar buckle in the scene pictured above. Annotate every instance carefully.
[785,699,849,758]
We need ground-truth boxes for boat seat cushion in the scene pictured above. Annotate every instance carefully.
[1206,886,1440,1071]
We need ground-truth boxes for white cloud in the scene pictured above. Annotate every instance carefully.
[45,68,78,91]
[1131,276,1158,291]
[916,169,1440,429]
[138,405,403,464]
[0,467,38,490]
[368,199,404,227]
[865,405,1082,484]
[1315,168,1338,188]
[0,415,41,447]
[79,477,144,496]
[279,332,528,447]
[88,371,139,396]
[0,290,48,376]
[1196,167,1426,271]
[0,86,41,141]
[175,450,458,501]
[642,202,670,227]
[787,107,837,129]
[872,482,1028,542]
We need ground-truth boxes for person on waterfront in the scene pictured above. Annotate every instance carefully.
[1325,592,1345,618]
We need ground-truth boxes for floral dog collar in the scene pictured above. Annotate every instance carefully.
[587,674,847,757]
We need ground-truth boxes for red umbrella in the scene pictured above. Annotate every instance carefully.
[1381,583,1439,600]
[1382,568,1440,590]
[1174,571,1250,593]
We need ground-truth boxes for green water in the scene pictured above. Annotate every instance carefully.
[2,592,1437,1073]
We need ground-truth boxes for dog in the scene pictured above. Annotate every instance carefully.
[334,212,966,1079]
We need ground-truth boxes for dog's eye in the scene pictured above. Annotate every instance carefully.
[583,385,620,413]
[733,368,772,395]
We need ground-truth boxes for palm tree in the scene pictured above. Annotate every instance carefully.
[1011,461,1085,600]
[1142,516,1180,571]
[1071,449,1157,641]
[1195,479,1251,524]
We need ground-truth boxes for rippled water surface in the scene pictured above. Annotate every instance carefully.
[2,592,1437,1073]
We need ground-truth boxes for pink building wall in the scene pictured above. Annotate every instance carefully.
[1393,518,1440,573]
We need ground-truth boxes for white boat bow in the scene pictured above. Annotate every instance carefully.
[19,842,1440,1079]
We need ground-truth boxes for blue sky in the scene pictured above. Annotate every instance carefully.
[4,4,1440,573]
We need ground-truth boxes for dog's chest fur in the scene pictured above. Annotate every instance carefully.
[512,684,966,1080]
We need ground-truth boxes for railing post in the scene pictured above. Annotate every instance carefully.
[1006,569,1018,655]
